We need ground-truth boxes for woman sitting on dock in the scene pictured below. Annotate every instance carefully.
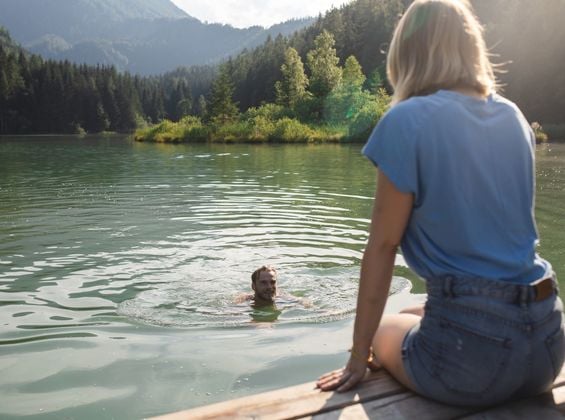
[317,0,565,407]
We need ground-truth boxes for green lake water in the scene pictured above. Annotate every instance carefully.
[0,136,563,419]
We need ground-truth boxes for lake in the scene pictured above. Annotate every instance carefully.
[0,136,563,419]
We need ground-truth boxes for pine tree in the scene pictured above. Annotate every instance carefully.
[208,66,239,123]
[306,30,342,99]
[275,47,309,110]
[366,67,385,94]
[197,94,208,119]
[342,56,366,90]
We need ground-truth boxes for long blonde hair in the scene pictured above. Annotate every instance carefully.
[387,0,496,105]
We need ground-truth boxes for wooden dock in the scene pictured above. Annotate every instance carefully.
[152,366,565,419]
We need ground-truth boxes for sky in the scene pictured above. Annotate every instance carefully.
[170,0,353,29]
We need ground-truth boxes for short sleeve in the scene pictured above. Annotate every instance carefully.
[362,105,420,196]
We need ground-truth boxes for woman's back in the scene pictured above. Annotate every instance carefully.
[363,89,551,283]
[318,0,563,408]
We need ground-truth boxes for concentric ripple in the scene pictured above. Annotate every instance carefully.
[117,274,411,327]
[0,139,412,332]
[115,179,412,327]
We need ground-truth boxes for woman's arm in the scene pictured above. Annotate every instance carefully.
[317,169,414,392]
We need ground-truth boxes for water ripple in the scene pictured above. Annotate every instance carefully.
[0,142,414,333]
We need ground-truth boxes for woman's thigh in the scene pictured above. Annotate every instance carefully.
[400,303,425,317]
[371,313,421,391]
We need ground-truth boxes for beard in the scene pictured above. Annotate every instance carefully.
[258,290,276,302]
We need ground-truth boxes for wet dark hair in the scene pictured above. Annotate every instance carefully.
[251,265,277,283]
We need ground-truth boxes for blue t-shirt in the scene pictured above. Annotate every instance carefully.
[362,89,551,284]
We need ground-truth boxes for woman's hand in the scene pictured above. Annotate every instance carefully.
[316,356,368,392]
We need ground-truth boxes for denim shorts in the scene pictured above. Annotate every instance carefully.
[402,274,565,406]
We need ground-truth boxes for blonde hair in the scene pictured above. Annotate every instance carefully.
[387,0,496,104]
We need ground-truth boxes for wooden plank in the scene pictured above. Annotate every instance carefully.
[150,370,405,420]
[354,368,565,420]
[309,391,479,420]
[458,394,565,420]
[313,402,372,420]
[152,366,565,420]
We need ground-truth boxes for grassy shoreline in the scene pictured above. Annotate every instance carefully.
[134,117,565,144]
[133,114,372,144]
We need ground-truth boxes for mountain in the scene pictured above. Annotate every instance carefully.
[0,0,314,75]
[0,0,190,43]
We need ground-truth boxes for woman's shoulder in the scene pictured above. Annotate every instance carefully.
[489,93,527,117]
[390,91,526,123]
[378,93,447,133]
[385,91,458,120]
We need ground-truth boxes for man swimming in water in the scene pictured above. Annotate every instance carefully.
[251,265,278,304]
[235,265,312,308]
[234,265,279,306]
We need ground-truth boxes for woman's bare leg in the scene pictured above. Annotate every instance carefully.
[399,303,425,317]
[371,313,421,391]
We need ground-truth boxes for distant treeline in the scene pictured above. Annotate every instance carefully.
[1,0,564,137]
[0,27,218,134]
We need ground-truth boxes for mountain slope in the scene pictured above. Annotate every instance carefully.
[0,0,190,43]
[0,0,314,75]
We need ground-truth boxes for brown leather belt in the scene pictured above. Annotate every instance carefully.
[531,277,556,302]
[433,275,557,304]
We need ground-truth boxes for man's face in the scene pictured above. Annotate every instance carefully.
[253,269,277,302]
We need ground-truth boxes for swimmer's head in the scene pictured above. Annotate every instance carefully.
[251,265,278,303]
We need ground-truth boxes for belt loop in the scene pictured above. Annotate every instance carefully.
[443,275,454,299]
[518,285,529,307]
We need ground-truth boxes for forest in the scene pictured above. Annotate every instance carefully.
[0,0,564,140]
[134,30,391,143]
[0,27,207,134]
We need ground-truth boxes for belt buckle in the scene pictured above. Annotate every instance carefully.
[531,277,554,302]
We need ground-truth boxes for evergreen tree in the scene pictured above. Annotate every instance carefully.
[197,94,208,119]
[306,30,342,99]
[208,66,239,123]
[324,55,372,126]
[148,90,165,123]
[275,47,309,110]
[168,79,192,121]
[366,67,385,94]
[342,56,365,90]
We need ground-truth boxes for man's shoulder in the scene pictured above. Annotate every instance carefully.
[234,293,254,304]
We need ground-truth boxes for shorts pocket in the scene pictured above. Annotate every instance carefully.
[438,318,512,396]
[545,324,565,379]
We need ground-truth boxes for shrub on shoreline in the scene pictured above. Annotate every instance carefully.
[531,122,549,143]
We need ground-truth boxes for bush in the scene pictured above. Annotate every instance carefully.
[210,120,253,142]
[248,115,276,141]
[69,122,86,136]
[133,87,390,144]
[135,113,150,130]
[531,122,549,143]
[272,117,316,142]
[348,88,390,140]
[176,116,209,142]
[133,116,212,142]
[245,103,288,120]
[134,119,174,142]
